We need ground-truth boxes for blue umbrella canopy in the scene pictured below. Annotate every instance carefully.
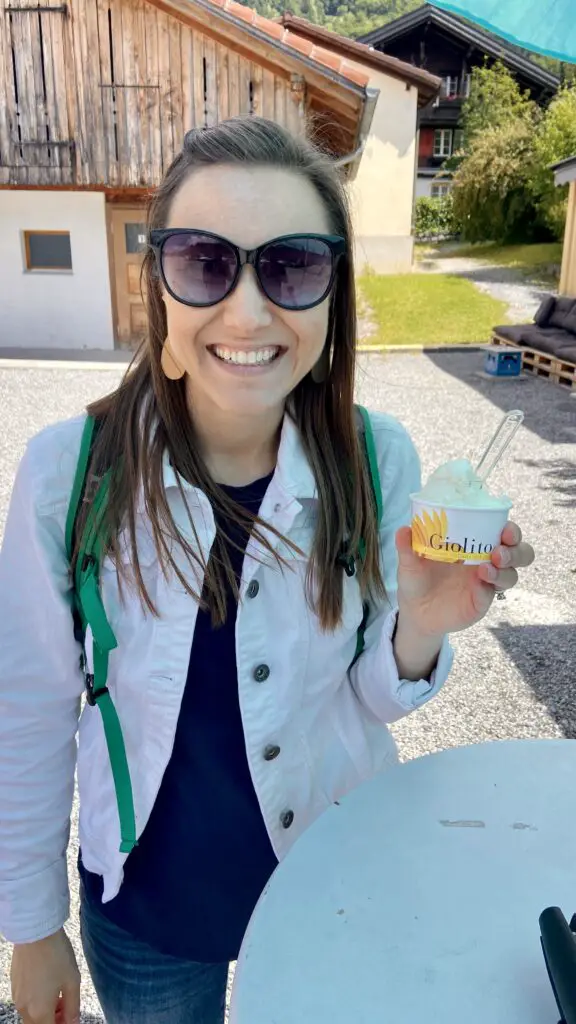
[429,0,576,64]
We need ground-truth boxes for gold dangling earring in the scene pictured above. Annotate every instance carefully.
[161,338,185,381]
[311,345,330,384]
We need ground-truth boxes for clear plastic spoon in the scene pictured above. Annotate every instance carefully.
[475,409,525,485]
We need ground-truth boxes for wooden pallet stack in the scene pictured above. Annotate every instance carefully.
[492,333,576,391]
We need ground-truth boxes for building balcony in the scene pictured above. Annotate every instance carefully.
[419,103,462,126]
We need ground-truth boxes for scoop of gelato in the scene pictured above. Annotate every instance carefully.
[416,458,511,509]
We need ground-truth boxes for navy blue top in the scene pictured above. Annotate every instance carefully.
[79,472,279,963]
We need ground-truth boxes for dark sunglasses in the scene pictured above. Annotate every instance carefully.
[149,229,346,311]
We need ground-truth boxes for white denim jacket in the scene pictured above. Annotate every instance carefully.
[0,410,453,944]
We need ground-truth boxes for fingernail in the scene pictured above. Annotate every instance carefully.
[484,565,498,582]
[498,547,511,566]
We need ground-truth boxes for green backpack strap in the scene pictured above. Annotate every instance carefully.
[66,417,137,855]
[355,405,383,527]
[352,405,382,666]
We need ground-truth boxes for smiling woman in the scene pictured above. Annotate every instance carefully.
[1,115,534,1024]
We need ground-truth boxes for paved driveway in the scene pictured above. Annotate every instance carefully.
[0,351,574,1020]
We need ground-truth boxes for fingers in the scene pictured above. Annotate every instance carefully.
[501,521,522,546]
[395,525,413,551]
[395,526,423,569]
[478,563,519,591]
[493,541,535,570]
[61,980,81,1024]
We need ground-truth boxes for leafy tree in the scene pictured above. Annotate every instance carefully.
[452,119,543,244]
[531,86,576,238]
[461,61,539,146]
[454,66,576,243]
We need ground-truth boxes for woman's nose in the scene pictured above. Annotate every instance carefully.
[221,264,273,330]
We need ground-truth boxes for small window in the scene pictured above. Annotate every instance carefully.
[431,182,452,198]
[124,223,148,254]
[433,129,453,158]
[441,76,459,99]
[24,231,72,271]
[453,129,465,153]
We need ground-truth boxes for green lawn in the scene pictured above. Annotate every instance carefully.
[358,272,509,347]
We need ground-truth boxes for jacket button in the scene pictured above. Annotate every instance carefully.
[264,744,280,761]
[280,809,294,829]
[247,580,259,598]
[253,664,270,683]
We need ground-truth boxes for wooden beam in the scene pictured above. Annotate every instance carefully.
[62,0,79,182]
[193,29,206,128]
[560,180,576,297]
[250,62,263,117]
[121,0,142,185]
[134,0,153,185]
[169,11,184,151]
[97,0,115,183]
[216,42,229,121]
[274,72,287,126]
[238,53,251,116]
[144,0,163,181]
[0,183,151,199]
[0,7,13,172]
[156,7,174,171]
[204,36,217,126]
[262,68,275,121]
[180,22,194,134]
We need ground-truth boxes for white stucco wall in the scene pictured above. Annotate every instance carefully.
[347,65,419,274]
[415,176,434,199]
[0,190,114,350]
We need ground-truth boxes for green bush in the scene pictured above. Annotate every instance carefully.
[414,194,457,240]
[451,65,576,245]
[452,120,544,244]
[532,87,576,239]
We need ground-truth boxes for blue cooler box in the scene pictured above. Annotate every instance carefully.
[485,347,522,377]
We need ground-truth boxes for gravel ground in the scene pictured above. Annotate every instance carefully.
[1,352,575,1020]
[417,255,552,322]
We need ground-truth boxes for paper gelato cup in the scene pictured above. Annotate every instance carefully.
[410,495,513,564]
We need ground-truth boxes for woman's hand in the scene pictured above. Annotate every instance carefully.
[395,521,535,639]
[11,927,80,1024]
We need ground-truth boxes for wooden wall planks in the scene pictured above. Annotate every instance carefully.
[0,0,308,187]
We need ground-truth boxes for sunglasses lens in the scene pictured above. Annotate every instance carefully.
[258,237,335,309]
[161,232,238,305]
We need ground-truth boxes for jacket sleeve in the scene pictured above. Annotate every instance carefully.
[0,441,83,944]
[348,418,454,725]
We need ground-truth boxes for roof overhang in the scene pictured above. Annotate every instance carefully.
[553,156,576,187]
[279,12,441,108]
[358,2,560,93]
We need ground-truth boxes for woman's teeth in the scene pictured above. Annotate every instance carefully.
[213,346,279,366]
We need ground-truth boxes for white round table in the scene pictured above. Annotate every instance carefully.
[230,739,576,1024]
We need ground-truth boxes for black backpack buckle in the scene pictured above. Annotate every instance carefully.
[336,549,356,577]
[85,673,110,707]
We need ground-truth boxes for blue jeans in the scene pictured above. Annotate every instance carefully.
[79,882,229,1024]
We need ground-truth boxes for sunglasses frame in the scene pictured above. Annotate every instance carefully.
[149,228,347,311]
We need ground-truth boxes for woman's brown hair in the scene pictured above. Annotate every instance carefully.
[74,115,385,630]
